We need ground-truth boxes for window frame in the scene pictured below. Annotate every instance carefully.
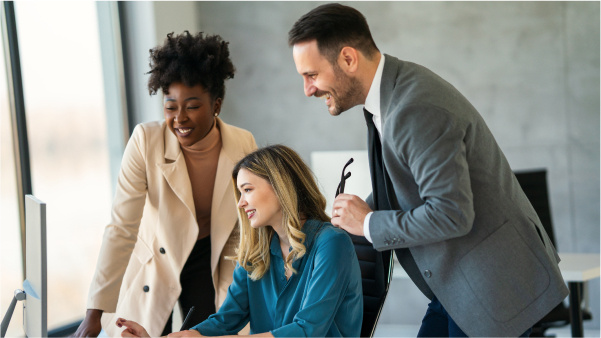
[1,2,130,335]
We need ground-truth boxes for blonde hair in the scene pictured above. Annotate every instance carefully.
[231,145,330,280]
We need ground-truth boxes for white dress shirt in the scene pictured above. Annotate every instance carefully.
[362,53,385,243]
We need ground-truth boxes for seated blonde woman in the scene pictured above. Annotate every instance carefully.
[117,145,363,337]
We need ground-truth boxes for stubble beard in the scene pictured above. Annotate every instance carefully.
[329,65,364,116]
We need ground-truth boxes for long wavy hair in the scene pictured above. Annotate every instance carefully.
[231,145,330,280]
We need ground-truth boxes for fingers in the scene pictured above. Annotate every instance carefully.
[331,193,351,220]
[330,212,344,229]
[332,207,342,221]
[116,318,129,329]
[332,193,361,208]
[116,318,140,331]
[331,194,351,224]
[167,330,202,337]
[334,194,371,212]
[331,194,362,218]
[330,194,371,237]
[331,215,360,237]
[331,207,344,220]
[117,318,150,338]
[71,311,103,337]
[334,193,353,200]
[122,330,138,338]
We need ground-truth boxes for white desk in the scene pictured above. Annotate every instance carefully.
[391,253,600,337]
[558,253,600,337]
[558,253,600,281]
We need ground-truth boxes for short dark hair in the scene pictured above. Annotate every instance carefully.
[147,31,235,100]
[288,3,379,64]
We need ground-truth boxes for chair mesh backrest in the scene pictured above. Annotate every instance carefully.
[514,169,557,245]
[349,234,393,337]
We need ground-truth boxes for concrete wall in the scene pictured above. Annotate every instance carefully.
[146,1,599,329]
[120,1,203,124]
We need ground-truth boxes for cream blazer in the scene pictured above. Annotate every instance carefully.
[87,118,256,337]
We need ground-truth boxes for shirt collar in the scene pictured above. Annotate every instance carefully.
[364,53,385,119]
[269,231,282,257]
[269,219,323,258]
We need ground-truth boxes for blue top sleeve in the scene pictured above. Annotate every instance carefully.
[190,263,250,336]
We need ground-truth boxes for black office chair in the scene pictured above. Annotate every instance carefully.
[335,158,395,337]
[349,234,394,337]
[513,169,592,337]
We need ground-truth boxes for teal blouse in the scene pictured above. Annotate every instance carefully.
[190,219,363,337]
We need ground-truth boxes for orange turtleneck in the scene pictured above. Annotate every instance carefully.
[180,119,222,239]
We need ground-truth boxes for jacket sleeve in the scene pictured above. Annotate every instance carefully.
[87,124,149,311]
[369,104,475,250]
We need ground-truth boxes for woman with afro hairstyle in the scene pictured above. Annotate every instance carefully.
[72,31,257,337]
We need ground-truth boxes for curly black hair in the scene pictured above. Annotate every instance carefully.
[147,31,235,100]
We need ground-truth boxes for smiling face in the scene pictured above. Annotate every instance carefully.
[236,168,283,230]
[163,82,222,147]
[292,40,363,116]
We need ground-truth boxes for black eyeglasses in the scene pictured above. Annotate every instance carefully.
[335,158,354,197]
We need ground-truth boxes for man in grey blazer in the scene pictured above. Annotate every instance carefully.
[289,3,568,337]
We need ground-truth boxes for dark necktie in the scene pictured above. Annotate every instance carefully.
[363,108,434,299]
[364,108,391,211]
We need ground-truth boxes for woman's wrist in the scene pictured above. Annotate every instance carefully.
[86,308,103,319]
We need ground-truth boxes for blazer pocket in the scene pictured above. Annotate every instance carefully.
[459,220,550,322]
[132,238,154,264]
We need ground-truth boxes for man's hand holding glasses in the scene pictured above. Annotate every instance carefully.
[331,158,373,237]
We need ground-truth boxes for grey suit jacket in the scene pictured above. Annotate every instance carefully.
[368,54,568,336]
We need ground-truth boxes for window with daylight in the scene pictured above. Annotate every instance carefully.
[0,1,120,333]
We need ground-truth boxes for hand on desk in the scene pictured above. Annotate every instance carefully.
[117,318,202,337]
[70,309,103,337]
[331,194,372,237]
[167,330,203,337]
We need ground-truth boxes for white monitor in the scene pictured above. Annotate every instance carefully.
[23,195,47,337]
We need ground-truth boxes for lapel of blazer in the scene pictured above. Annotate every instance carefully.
[157,125,196,219]
[210,118,239,277]
[380,54,401,128]
[378,54,403,210]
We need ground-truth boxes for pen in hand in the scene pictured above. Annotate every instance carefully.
[180,306,195,331]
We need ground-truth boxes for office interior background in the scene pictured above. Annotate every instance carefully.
[1,1,599,336]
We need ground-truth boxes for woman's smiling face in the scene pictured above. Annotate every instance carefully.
[236,168,283,229]
[163,82,222,147]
